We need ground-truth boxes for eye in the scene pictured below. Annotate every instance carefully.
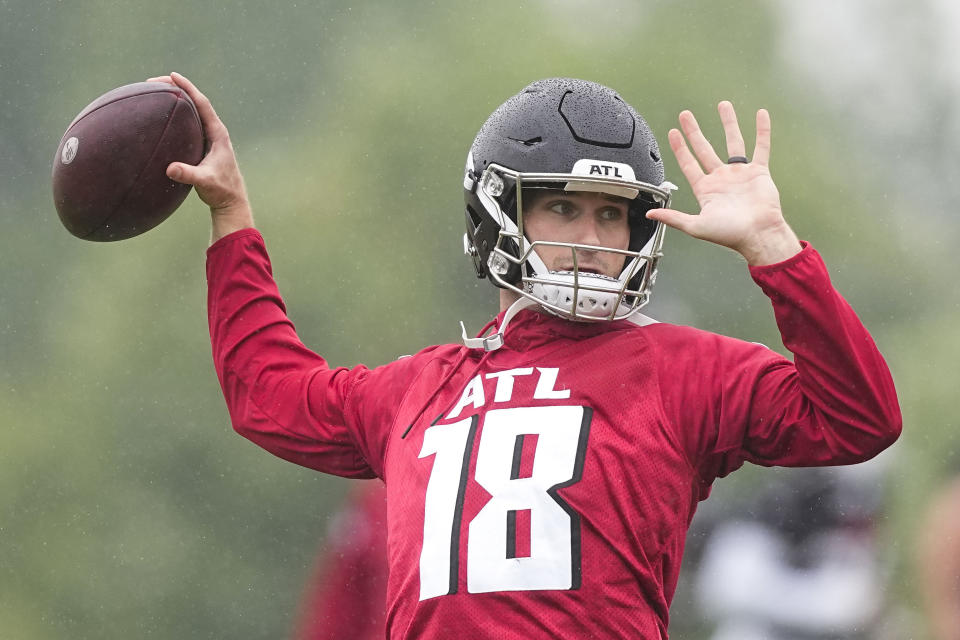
[599,207,626,222]
[548,200,577,217]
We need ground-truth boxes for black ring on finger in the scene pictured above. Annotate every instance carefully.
[727,156,749,164]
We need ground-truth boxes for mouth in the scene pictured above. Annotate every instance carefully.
[559,265,603,276]
[553,268,619,283]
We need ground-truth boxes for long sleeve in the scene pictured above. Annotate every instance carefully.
[206,229,378,478]
[656,242,902,488]
[742,242,902,461]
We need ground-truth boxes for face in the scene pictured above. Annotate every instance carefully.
[521,189,631,278]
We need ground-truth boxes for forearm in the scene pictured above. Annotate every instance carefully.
[749,243,902,462]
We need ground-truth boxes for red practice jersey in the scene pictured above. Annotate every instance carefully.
[207,229,900,639]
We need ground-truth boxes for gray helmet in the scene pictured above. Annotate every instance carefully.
[463,78,675,321]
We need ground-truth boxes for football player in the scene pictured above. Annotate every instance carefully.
[150,72,901,639]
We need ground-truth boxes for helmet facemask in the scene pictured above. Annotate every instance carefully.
[473,162,675,322]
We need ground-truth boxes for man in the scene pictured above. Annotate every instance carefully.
[150,72,901,638]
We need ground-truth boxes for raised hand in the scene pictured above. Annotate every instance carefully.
[146,72,254,242]
[647,101,801,266]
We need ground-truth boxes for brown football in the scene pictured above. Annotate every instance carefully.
[52,82,205,241]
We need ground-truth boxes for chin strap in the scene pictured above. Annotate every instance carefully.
[403,297,538,440]
[460,296,658,351]
[626,312,658,327]
[460,297,538,351]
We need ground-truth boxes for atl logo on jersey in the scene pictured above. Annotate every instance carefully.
[446,367,570,420]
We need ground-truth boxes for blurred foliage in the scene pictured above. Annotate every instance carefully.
[1,0,956,638]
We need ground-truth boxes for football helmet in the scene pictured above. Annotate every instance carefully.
[463,78,675,321]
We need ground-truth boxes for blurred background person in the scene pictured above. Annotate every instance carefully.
[917,468,960,640]
[293,481,388,640]
[691,456,894,640]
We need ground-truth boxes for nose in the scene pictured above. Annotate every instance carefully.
[572,214,602,248]
[569,217,603,270]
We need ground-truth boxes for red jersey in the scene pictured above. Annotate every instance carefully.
[207,229,900,639]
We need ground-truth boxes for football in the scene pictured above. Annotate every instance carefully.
[52,81,205,241]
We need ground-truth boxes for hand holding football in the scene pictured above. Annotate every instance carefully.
[52,81,206,241]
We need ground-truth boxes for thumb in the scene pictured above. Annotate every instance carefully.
[166,162,200,185]
[646,207,695,234]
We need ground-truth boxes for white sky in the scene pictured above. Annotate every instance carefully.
[775,0,960,224]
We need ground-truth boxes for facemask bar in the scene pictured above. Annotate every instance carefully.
[475,164,675,321]
[521,240,651,318]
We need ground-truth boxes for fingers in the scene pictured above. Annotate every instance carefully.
[167,72,228,142]
[753,108,771,167]
[667,128,705,187]
[146,73,228,143]
[678,110,723,173]
[673,102,771,169]
[718,101,746,159]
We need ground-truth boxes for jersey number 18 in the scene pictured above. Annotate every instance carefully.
[417,405,592,600]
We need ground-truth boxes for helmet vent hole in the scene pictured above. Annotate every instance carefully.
[508,136,542,147]
[650,148,660,162]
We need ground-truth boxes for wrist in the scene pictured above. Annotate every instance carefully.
[210,201,255,244]
[738,222,802,267]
